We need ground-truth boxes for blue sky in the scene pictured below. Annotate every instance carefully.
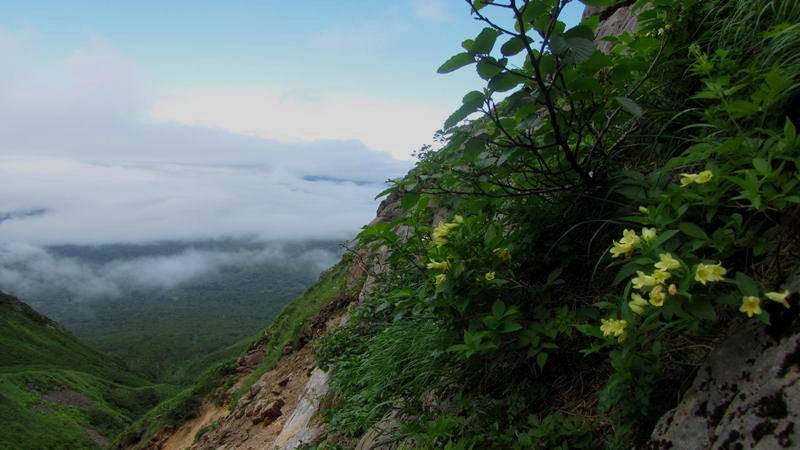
[0,1,585,250]
[0,1,583,132]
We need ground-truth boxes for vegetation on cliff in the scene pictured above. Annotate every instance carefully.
[313,0,800,448]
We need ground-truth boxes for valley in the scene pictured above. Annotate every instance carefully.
[2,239,342,383]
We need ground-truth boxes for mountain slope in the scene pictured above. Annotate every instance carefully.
[0,292,174,449]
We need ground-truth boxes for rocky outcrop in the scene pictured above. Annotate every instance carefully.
[650,304,800,448]
[273,368,330,449]
[583,0,640,54]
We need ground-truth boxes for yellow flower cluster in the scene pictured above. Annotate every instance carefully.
[628,293,648,315]
[485,272,496,281]
[738,291,792,317]
[610,229,640,258]
[694,262,726,285]
[628,252,686,313]
[679,170,713,187]
[611,227,657,259]
[493,247,511,261]
[426,260,450,272]
[432,215,464,247]
[600,318,628,342]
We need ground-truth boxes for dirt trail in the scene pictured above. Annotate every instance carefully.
[161,402,228,450]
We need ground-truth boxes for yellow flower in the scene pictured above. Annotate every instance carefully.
[653,269,672,284]
[610,229,641,259]
[485,272,496,281]
[679,173,698,186]
[493,247,511,261]
[668,283,678,296]
[679,170,713,186]
[632,271,658,290]
[641,227,657,242]
[655,253,681,271]
[434,273,447,286]
[695,262,727,285]
[629,293,648,315]
[766,290,791,308]
[610,241,635,259]
[426,260,450,272]
[432,223,451,247]
[740,296,761,317]
[431,217,463,248]
[695,170,713,184]
[649,285,666,307]
[600,318,628,342]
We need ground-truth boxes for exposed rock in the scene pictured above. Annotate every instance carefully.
[41,389,95,410]
[84,427,110,448]
[273,367,330,449]
[650,321,800,449]
[251,398,285,425]
[594,4,641,54]
[581,0,636,21]
[355,411,414,450]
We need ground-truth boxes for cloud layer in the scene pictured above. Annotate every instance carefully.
[0,241,340,301]
[0,29,413,247]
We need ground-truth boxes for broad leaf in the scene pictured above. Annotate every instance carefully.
[615,96,644,117]
[472,28,502,55]
[500,36,532,56]
[438,52,475,74]
[488,72,527,92]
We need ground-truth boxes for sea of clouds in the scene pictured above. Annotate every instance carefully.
[0,29,413,301]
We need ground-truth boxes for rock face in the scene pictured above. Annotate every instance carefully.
[582,0,640,54]
[650,320,800,449]
[273,368,330,449]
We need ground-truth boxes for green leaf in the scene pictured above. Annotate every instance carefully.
[684,297,716,321]
[580,0,616,6]
[476,58,503,80]
[443,92,485,129]
[725,99,759,118]
[615,96,644,118]
[472,0,488,11]
[500,36,532,56]
[785,118,797,142]
[488,71,527,92]
[678,222,709,241]
[437,52,475,74]
[472,28,502,55]
[752,158,771,175]
[536,352,548,370]
[400,192,420,210]
[502,321,523,333]
[492,300,506,317]
[735,272,759,296]
[462,90,486,109]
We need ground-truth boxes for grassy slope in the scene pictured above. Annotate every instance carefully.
[0,292,175,450]
[116,261,351,448]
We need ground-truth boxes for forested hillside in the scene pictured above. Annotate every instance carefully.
[0,292,174,449]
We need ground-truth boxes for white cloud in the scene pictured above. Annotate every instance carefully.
[150,87,448,161]
[411,0,451,21]
[0,241,341,300]
[0,28,414,247]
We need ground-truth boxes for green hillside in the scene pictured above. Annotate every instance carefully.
[0,292,175,449]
